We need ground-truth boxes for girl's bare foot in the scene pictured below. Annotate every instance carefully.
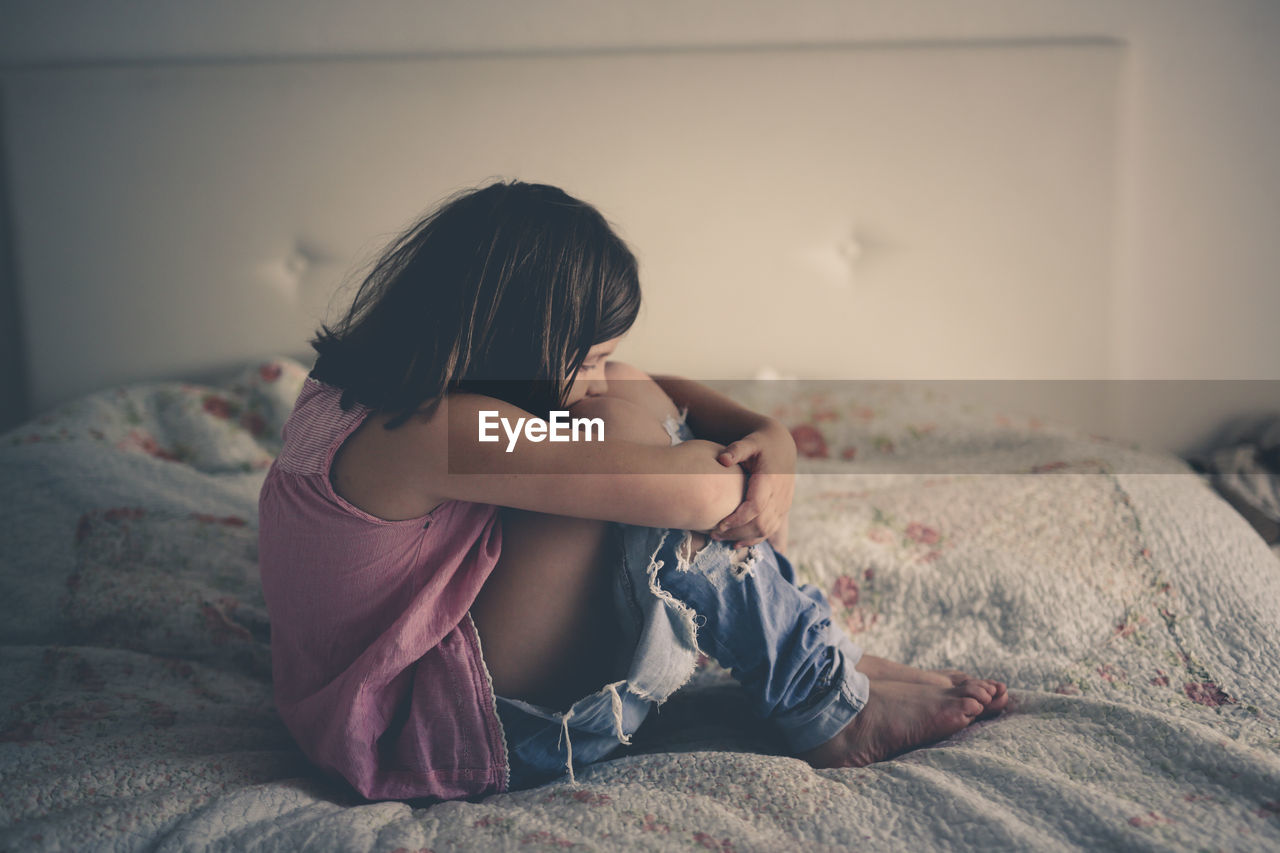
[855,653,1008,719]
[800,678,999,769]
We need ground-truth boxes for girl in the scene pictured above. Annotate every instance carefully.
[257,180,1007,802]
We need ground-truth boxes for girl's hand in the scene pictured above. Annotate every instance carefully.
[770,511,790,555]
[711,418,796,548]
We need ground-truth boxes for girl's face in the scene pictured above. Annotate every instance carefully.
[564,337,622,407]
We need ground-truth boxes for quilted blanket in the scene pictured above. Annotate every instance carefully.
[2,358,1278,852]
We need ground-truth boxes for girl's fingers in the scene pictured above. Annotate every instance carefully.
[715,483,787,541]
[712,456,792,544]
[714,499,759,535]
[718,437,759,466]
[743,484,779,527]
[713,520,761,542]
[715,513,778,545]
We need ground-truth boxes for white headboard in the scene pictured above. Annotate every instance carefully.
[2,41,1121,419]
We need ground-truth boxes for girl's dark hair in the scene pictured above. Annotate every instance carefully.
[309,180,642,428]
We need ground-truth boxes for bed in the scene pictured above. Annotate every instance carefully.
[3,37,1279,852]
[2,359,1279,851]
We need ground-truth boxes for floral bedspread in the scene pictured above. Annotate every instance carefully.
[1,360,1278,852]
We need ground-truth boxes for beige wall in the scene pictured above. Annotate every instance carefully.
[2,0,1277,452]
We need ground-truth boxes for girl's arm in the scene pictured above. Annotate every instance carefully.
[397,392,747,532]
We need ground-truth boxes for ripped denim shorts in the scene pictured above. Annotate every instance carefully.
[488,408,870,790]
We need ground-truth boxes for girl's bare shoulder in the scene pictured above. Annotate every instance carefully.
[328,405,449,522]
[327,392,522,520]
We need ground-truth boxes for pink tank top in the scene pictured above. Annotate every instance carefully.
[258,377,508,800]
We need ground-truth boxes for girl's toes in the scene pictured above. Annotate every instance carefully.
[974,681,1010,719]
[952,679,994,704]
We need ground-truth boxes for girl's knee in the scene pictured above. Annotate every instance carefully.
[569,395,670,446]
